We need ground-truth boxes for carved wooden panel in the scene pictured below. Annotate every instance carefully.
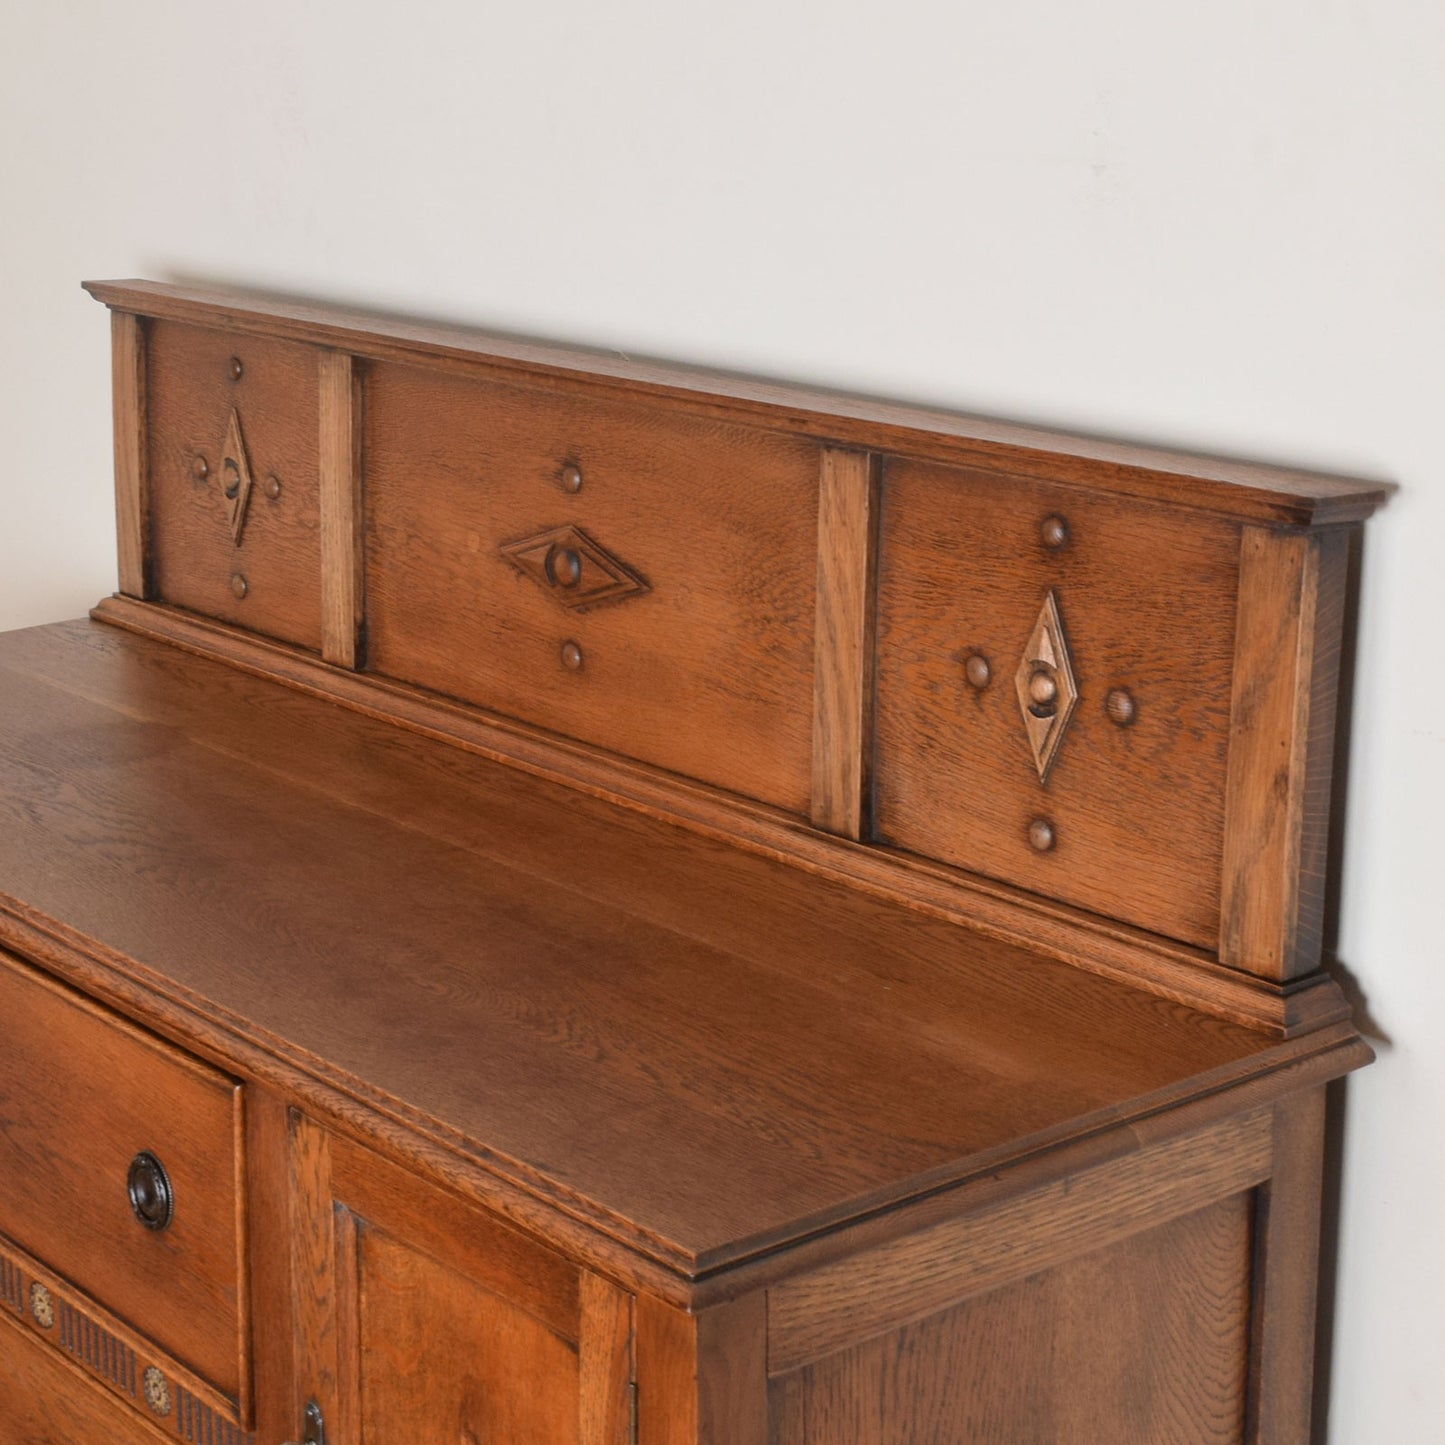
[0,1233,251,1443]
[874,458,1240,947]
[147,322,322,649]
[363,364,820,813]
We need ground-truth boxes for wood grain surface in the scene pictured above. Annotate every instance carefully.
[110,311,149,600]
[0,618,1328,1276]
[85,278,1393,527]
[579,1272,635,1445]
[1221,527,1350,981]
[874,456,1241,947]
[0,1309,175,1445]
[1245,1089,1328,1443]
[810,448,879,838]
[146,321,322,649]
[348,1225,583,1445]
[766,1108,1272,1374]
[318,350,364,669]
[0,949,246,1399]
[362,361,819,812]
[318,1124,633,1445]
[636,1293,768,1445]
[768,1193,1254,1445]
[0,1228,245,1432]
[90,591,1354,1037]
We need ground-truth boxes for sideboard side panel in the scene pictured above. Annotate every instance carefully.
[769,1193,1254,1445]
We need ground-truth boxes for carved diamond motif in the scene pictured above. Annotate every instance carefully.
[219,407,255,546]
[500,525,649,611]
[1015,590,1079,783]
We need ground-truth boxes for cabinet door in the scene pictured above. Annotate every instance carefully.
[288,1114,633,1445]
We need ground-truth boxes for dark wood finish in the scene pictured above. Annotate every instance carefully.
[636,1293,768,1445]
[345,1226,582,1444]
[1222,527,1351,981]
[769,1194,1254,1444]
[362,360,820,811]
[146,320,322,650]
[0,1310,178,1445]
[874,455,1240,947]
[287,1110,339,1445]
[0,281,1388,1444]
[245,1087,297,1445]
[313,1130,629,1445]
[766,1108,1272,1374]
[83,278,1392,527]
[579,1273,635,1445]
[0,620,1342,1280]
[1246,1089,1329,1443]
[110,311,149,599]
[318,350,364,669]
[0,949,247,1403]
[810,447,880,838]
[0,1230,245,1434]
[89,591,1352,1036]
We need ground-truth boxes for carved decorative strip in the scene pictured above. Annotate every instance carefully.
[1015,590,1079,783]
[0,1254,21,1314]
[60,1295,138,1397]
[500,524,649,610]
[220,407,256,546]
[177,1383,249,1445]
[0,1232,251,1441]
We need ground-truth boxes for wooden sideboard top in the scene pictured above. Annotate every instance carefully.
[0,619,1366,1281]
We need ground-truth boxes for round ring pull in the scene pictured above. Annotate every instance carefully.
[128,1152,174,1232]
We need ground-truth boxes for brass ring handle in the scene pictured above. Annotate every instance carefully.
[127,1152,174,1232]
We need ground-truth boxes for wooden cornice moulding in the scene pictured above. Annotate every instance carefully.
[84,278,1390,527]
[82,278,1390,1033]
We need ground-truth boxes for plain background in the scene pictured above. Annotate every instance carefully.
[1,3,1440,1437]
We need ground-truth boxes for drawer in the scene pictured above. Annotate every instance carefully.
[363,363,821,812]
[874,458,1240,947]
[147,320,322,649]
[0,950,246,1403]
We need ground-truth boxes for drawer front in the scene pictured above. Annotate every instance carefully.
[363,364,820,813]
[874,459,1240,946]
[147,320,322,649]
[0,951,245,1400]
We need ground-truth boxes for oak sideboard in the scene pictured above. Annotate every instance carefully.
[0,279,1389,1444]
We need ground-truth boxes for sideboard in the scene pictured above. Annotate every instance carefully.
[0,278,1389,1443]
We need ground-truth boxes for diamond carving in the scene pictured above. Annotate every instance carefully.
[219,407,255,546]
[1015,590,1078,783]
[500,525,649,611]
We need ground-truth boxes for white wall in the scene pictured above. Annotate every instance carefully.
[2,3,1439,1436]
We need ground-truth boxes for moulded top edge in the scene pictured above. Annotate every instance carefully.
[83,278,1395,527]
